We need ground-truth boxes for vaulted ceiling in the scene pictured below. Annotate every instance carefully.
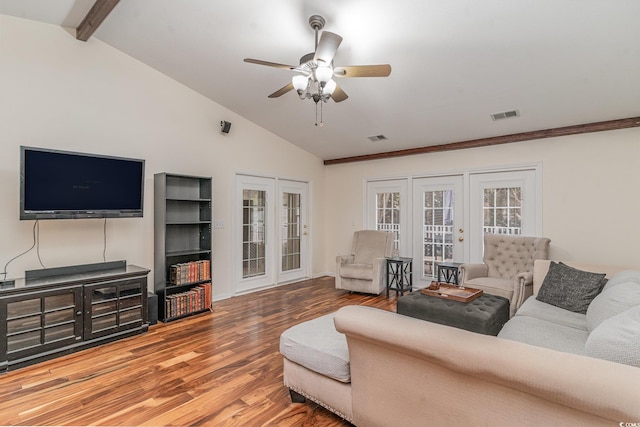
[3,0,640,161]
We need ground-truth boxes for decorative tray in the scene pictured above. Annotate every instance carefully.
[420,282,483,303]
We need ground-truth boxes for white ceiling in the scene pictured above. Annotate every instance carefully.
[3,0,640,161]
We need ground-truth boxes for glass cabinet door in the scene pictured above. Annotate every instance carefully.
[84,278,145,340]
[2,286,83,361]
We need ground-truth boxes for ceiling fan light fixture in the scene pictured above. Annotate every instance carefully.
[323,79,337,96]
[315,65,333,85]
[244,15,390,125]
[292,75,309,92]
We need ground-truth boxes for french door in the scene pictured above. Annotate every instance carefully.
[278,180,309,284]
[366,166,540,289]
[412,176,464,288]
[366,179,409,256]
[236,175,275,293]
[235,174,310,294]
[468,169,539,262]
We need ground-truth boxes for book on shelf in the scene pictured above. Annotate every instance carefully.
[164,282,212,319]
[169,260,211,285]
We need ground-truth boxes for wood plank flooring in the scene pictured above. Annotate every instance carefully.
[0,276,399,426]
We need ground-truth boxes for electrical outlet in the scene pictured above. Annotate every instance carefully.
[214,220,224,229]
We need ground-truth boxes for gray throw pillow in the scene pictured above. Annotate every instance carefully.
[536,262,606,314]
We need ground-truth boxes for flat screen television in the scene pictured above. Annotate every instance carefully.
[20,146,145,220]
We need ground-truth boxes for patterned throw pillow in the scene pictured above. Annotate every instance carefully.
[536,262,606,314]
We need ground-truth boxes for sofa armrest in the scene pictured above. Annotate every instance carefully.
[334,306,640,427]
[372,257,387,294]
[513,271,534,310]
[459,263,488,283]
[337,254,355,265]
[335,255,355,289]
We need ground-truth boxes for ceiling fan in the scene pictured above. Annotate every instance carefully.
[244,15,391,124]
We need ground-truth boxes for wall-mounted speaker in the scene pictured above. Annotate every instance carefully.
[220,120,232,134]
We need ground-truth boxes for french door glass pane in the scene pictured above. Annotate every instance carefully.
[483,187,522,234]
[375,192,400,251]
[242,189,266,278]
[422,190,454,277]
[281,192,301,272]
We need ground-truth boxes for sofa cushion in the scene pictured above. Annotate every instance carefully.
[603,270,640,291]
[339,263,373,280]
[279,313,350,382]
[586,282,640,332]
[515,297,587,331]
[536,262,606,314]
[585,305,640,367]
[498,315,589,355]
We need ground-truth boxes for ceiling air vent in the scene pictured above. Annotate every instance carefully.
[367,134,388,142]
[490,109,520,121]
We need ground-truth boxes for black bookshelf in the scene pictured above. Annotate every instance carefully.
[154,173,213,322]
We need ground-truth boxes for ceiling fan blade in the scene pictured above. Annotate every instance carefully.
[268,82,294,98]
[334,64,392,78]
[331,84,348,103]
[244,58,298,70]
[313,31,343,64]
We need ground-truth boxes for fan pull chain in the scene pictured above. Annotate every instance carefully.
[315,101,324,127]
[317,101,324,127]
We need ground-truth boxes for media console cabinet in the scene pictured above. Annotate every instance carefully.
[0,261,149,373]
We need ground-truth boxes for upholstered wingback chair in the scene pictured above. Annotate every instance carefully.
[460,234,550,317]
[336,230,394,294]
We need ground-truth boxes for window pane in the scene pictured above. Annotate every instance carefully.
[484,186,523,235]
[484,189,494,207]
[496,188,508,206]
[509,187,521,206]
[243,189,266,278]
[281,192,301,272]
[375,192,401,252]
[422,190,454,279]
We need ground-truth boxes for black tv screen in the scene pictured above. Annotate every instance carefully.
[20,146,145,220]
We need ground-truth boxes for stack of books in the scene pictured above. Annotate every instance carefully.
[165,282,212,319]
[169,260,211,285]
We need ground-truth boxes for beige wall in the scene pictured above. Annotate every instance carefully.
[324,128,640,271]
[0,16,326,299]
[3,16,638,300]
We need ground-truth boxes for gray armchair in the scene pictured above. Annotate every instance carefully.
[336,230,394,294]
[460,234,550,317]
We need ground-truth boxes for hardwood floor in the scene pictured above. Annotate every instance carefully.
[0,276,399,426]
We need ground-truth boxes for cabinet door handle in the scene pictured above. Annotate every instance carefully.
[76,311,82,316]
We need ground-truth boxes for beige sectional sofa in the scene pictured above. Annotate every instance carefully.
[281,261,640,426]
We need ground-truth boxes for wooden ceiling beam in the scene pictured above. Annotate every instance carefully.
[76,0,120,41]
[323,116,640,165]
